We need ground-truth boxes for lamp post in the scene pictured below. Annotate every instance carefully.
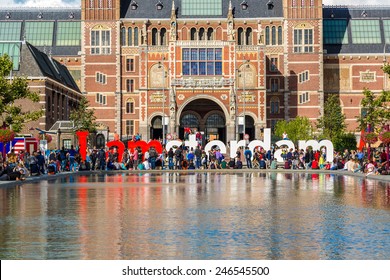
[159,57,166,145]
[242,59,250,139]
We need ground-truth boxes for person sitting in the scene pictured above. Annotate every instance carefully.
[284,159,292,169]
[188,160,196,170]
[220,158,228,169]
[47,160,58,174]
[311,158,319,169]
[234,157,243,169]
[228,158,236,169]
[0,162,23,181]
[259,158,266,169]
[365,161,377,176]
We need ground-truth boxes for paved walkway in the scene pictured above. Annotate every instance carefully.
[1,168,390,188]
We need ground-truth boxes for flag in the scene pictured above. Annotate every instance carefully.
[358,130,365,151]
[12,138,26,154]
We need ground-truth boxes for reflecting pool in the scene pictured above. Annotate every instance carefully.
[0,172,390,260]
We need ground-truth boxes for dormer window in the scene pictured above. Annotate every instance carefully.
[267,1,274,10]
[130,0,138,10]
[241,1,248,10]
[69,12,74,19]
[5,12,11,19]
[156,1,163,10]
[37,12,43,19]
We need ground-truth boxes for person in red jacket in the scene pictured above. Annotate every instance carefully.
[311,158,319,169]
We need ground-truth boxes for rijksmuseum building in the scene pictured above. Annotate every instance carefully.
[1,0,390,143]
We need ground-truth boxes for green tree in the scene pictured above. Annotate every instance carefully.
[0,54,43,132]
[274,116,313,143]
[357,88,390,132]
[70,96,97,132]
[333,132,357,153]
[317,94,346,141]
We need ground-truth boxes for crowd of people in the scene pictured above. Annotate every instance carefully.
[0,142,388,181]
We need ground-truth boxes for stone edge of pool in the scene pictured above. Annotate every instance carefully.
[1,169,390,188]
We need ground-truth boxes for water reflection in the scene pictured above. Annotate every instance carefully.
[0,173,390,260]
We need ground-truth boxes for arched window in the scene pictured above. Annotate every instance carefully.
[265,26,270,45]
[152,28,158,45]
[121,27,126,46]
[246,27,252,45]
[125,98,135,114]
[128,27,132,46]
[206,114,225,128]
[181,114,199,128]
[199,28,205,40]
[237,27,244,45]
[270,97,280,114]
[160,28,166,45]
[207,28,214,40]
[134,27,139,46]
[271,26,276,45]
[190,28,196,40]
[152,117,163,129]
[278,26,282,45]
[292,0,297,7]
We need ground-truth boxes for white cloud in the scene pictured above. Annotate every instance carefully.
[324,0,387,5]
[3,0,80,7]
[2,0,389,8]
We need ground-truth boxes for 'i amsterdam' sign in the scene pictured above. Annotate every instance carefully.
[76,129,334,163]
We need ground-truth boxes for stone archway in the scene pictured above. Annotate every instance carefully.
[178,97,228,143]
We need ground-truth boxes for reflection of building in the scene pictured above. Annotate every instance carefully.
[2,1,390,142]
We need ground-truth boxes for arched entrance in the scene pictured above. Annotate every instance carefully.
[96,133,105,149]
[179,98,226,143]
[150,116,163,140]
[245,115,255,140]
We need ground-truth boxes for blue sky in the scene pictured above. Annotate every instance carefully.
[2,0,388,7]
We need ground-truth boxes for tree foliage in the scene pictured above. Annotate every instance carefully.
[317,94,346,141]
[356,88,390,132]
[274,116,313,143]
[0,54,43,132]
[333,132,357,153]
[70,96,97,132]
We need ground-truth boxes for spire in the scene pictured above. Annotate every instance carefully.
[227,0,233,21]
[171,0,176,18]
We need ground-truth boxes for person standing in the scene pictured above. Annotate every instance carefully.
[244,147,252,169]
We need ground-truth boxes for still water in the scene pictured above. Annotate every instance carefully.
[0,172,389,260]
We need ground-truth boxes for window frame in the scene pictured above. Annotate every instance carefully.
[91,26,111,55]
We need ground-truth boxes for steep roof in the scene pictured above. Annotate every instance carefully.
[22,41,80,92]
[121,0,283,19]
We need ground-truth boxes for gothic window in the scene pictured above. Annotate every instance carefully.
[121,27,126,46]
[190,28,196,40]
[246,28,252,45]
[160,28,167,45]
[152,28,158,45]
[237,27,244,45]
[265,26,270,45]
[134,27,139,46]
[278,26,283,45]
[271,26,276,45]
[199,28,205,40]
[128,27,132,45]
[207,28,214,40]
